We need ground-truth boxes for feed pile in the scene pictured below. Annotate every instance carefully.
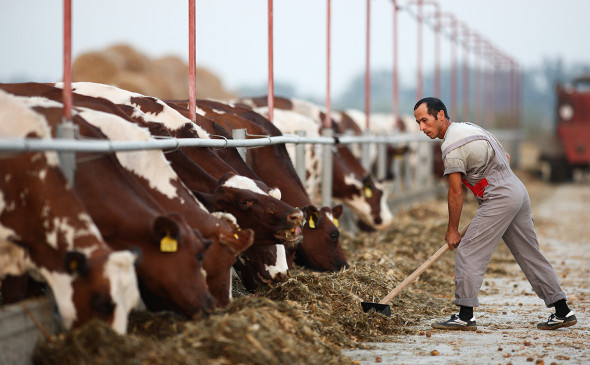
[35,198,497,365]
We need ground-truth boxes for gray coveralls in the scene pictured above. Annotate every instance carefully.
[442,123,566,308]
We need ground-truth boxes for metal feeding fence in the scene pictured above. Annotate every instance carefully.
[0,2,524,364]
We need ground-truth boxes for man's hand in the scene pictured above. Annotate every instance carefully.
[445,227,462,250]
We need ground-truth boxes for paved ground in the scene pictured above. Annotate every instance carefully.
[343,179,590,365]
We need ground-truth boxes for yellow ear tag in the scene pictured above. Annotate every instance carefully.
[234,233,239,239]
[69,260,78,272]
[309,216,316,229]
[333,218,339,228]
[160,234,178,253]
[364,186,373,199]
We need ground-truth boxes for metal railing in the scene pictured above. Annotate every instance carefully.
[0,129,523,208]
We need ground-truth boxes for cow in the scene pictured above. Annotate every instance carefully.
[0,85,214,318]
[332,110,417,181]
[53,82,303,291]
[189,98,349,272]
[234,96,394,231]
[69,96,256,307]
[0,89,140,334]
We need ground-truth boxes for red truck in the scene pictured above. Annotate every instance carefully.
[540,75,590,181]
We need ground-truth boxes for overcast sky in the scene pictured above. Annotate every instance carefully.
[2,0,589,98]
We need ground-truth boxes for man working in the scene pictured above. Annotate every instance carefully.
[413,97,576,331]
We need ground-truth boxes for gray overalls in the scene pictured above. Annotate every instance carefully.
[442,123,566,308]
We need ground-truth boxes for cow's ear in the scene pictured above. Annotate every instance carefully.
[192,190,216,211]
[332,204,344,219]
[153,216,180,253]
[64,251,89,277]
[300,205,317,220]
[218,171,237,185]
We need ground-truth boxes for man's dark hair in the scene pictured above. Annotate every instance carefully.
[414,97,449,119]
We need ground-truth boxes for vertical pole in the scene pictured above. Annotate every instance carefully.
[450,17,458,121]
[58,0,77,186]
[392,1,399,122]
[295,130,307,185]
[416,0,423,100]
[188,0,197,123]
[267,0,275,122]
[62,0,72,122]
[462,25,470,122]
[433,5,441,98]
[324,0,332,129]
[364,0,371,131]
[321,129,334,208]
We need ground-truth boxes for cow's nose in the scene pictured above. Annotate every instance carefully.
[374,216,383,225]
[287,209,304,225]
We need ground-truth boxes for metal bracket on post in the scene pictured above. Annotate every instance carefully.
[361,129,371,171]
[232,128,247,162]
[321,128,334,208]
[56,119,78,186]
[295,130,306,185]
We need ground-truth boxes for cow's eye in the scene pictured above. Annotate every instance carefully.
[196,251,205,262]
[239,200,253,210]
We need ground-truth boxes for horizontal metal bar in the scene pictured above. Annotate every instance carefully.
[0,130,523,154]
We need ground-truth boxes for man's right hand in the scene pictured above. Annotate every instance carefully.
[445,228,462,250]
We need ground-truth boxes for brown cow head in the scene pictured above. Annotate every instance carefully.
[197,172,304,248]
[233,244,290,291]
[65,249,140,332]
[128,214,214,319]
[294,205,349,271]
[332,146,394,231]
[202,212,254,307]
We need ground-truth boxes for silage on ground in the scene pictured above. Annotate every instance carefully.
[34,197,513,365]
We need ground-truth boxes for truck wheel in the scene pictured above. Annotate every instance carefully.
[542,157,573,182]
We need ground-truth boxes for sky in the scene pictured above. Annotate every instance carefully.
[1,0,590,98]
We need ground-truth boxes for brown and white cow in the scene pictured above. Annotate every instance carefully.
[0,85,214,318]
[332,110,419,181]
[0,89,140,333]
[235,96,394,231]
[62,95,254,307]
[191,99,349,272]
[55,82,303,291]
[34,82,255,307]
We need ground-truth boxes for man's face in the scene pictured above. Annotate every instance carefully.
[414,103,445,139]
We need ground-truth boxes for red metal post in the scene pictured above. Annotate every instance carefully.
[62,0,72,121]
[324,0,332,129]
[461,23,470,122]
[423,1,441,98]
[439,13,458,121]
[392,0,399,121]
[188,0,197,123]
[267,0,275,122]
[416,0,423,100]
[364,0,371,130]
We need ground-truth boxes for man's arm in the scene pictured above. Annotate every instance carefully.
[446,172,463,250]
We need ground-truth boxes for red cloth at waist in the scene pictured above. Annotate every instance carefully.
[461,178,488,198]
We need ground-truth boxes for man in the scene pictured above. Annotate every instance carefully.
[414,97,576,331]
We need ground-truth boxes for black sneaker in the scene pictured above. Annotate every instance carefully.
[431,314,477,331]
[537,311,577,330]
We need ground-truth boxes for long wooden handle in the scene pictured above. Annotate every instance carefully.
[378,220,472,305]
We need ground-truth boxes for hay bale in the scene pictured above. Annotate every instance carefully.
[104,44,151,73]
[72,44,236,100]
[72,51,120,84]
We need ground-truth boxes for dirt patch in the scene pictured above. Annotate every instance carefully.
[343,173,590,364]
